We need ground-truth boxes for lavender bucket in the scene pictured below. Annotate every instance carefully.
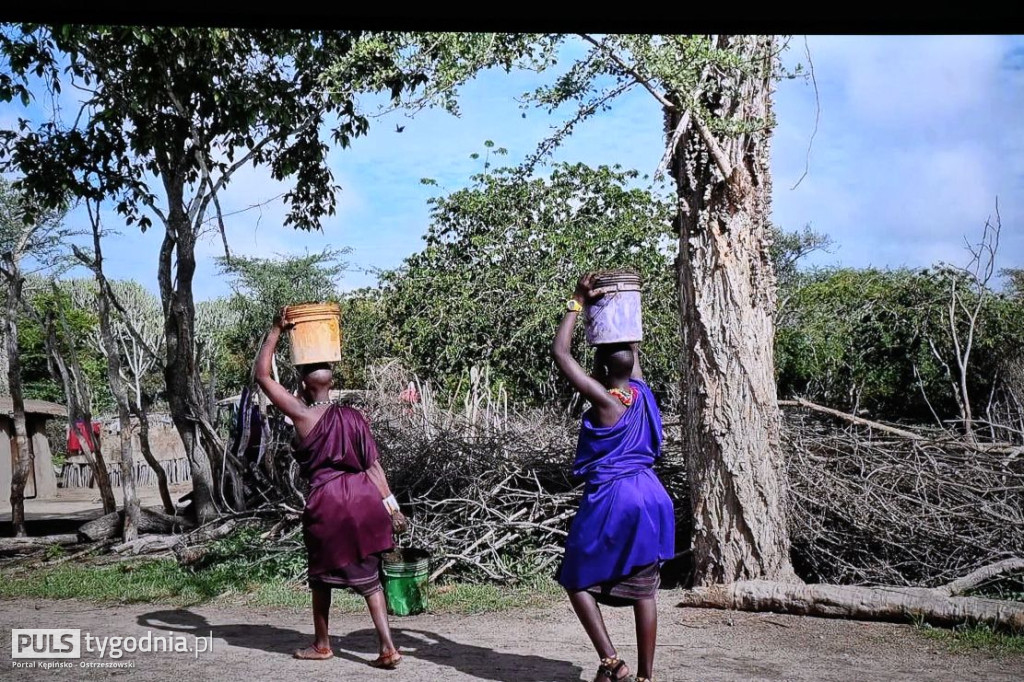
[584,271,643,346]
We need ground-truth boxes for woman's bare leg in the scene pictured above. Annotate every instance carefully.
[365,589,401,665]
[567,589,631,679]
[294,584,334,659]
[633,597,657,679]
[365,589,397,653]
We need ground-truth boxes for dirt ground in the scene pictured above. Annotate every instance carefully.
[1,490,1022,680]
[0,595,1021,681]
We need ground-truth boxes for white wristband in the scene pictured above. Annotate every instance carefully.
[383,494,400,514]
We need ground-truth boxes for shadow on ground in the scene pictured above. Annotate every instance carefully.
[138,609,584,682]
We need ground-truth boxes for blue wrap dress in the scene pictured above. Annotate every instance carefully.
[557,379,675,602]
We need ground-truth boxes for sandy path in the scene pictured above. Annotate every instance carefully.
[0,594,1020,681]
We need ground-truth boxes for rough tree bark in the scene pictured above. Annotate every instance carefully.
[78,506,195,542]
[158,173,219,524]
[0,534,80,550]
[669,35,796,584]
[2,254,34,537]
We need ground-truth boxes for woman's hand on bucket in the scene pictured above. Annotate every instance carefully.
[573,273,604,305]
[392,509,409,534]
[273,306,295,331]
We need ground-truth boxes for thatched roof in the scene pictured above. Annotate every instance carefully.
[0,397,68,418]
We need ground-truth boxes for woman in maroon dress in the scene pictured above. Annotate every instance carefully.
[255,310,406,668]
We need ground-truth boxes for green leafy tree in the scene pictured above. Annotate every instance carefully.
[330,33,799,583]
[771,223,833,303]
[1002,268,1024,300]
[216,249,348,393]
[19,278,113,411]
[776,266,1024,426]
[0,26,425,521]
[336,287,389,390]
[375,160,678,405]
[0,178,75,534]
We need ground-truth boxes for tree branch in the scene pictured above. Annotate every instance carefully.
[941,557,1024,597]
[778,398,925,441]
[579,33,734,180]
[70,244,164,368]
[655,109,690,182]
[578,34,675,109]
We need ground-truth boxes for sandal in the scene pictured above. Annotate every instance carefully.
[369,649,402,669]
[293,643,334,660]
[595,656,634,681]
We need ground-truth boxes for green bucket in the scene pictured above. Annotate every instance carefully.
[382,547,431,616]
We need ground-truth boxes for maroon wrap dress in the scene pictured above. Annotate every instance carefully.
[292,404,394,595]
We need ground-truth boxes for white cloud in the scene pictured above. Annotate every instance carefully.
[804,35,1006,125]
[774,35,1021,275]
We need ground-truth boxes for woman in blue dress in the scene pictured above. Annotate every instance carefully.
[551,273,675,682]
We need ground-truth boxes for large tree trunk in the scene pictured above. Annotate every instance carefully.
[158,176,219,524]
[0,534,80,551]
[3,262,33,537]
[78,506,195,541]
[87,220,143,542]
[670,35,795,585]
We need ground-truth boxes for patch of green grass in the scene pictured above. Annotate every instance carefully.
[919,623,1024,655]
[42,544,66,561]
[0,526,311,607]
[0,555,564,614]
[0,559,279,606]
[0,525,566,614]
[0,558,220,606]
[425,578,563,613]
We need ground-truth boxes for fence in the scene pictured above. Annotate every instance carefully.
[60,457,191,488]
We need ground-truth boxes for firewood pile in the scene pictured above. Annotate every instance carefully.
[786,407,1024,589]
[8,360,1021,619]
[356,364,1023,593]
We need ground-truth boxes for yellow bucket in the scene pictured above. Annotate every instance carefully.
[283,302,342,365]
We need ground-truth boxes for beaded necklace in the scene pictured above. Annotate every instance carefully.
[608,386,637,407]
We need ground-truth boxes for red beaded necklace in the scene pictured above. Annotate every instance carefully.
[608,386,637,407]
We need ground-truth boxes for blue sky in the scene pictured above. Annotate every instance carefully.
[7,34,1023,300]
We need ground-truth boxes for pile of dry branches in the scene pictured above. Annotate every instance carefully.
[327,363,1023,590]
[357,362,582,582]
[349,362,689,583]
[786,405,1024,589]
[22,358,1017,602]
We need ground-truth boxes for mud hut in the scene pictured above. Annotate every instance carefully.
[0,397,66,499]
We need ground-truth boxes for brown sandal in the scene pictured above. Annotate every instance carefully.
[595,656,634,681]
[293,643,334,660]
[369,649,402,669]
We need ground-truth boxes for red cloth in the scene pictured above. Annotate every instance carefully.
[67,421,101,453]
